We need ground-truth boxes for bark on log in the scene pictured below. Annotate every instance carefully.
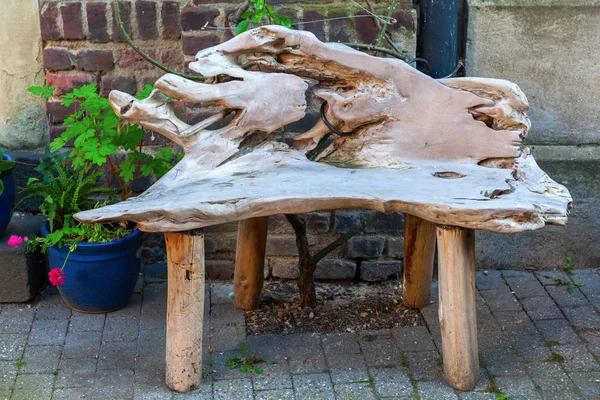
[436,225,479,391]
[164,230,205,393]
[403,214,436,309]
[234,217,268,310]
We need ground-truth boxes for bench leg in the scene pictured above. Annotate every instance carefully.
[402,214,436,309]
[234,217,268,310]
[436,225,479,391]
[164,230,205,393]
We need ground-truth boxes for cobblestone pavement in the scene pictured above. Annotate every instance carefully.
[1,268,600,399]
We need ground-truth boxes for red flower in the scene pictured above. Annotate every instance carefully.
[48,268,65,286]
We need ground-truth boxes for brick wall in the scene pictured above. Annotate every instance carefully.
[37,0,416,281]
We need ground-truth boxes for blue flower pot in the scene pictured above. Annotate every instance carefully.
[0,153,16,237]
[42,222,143,313]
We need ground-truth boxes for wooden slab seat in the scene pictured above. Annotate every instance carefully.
[74,27,572,393]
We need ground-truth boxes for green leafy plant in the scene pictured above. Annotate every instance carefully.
[236,0,292,34]
[0,148,16,196]
[28,83,180,201]
[554,257,585,294]
[14,360,25,369]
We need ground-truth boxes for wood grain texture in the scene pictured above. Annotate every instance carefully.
[164,230,205,393]
[402,215,436,309]
[74,26,571,235]
[436,226,479,391]
[234,217,268,310]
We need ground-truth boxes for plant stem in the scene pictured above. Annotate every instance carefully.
[340,43,407,61]
[376,0,398,48]
[113,0,206,81]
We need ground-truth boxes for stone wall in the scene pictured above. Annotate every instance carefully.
[9,0,417,281]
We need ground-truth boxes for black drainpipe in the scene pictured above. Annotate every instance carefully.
[416,0,467,79]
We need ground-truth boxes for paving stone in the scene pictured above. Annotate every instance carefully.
[0,360,17,399]
[535,270,571,286]
[134,357,166,385]
[480,347,527,376]
[282,332,321,348]
[584,332,600,359]
[369,367,413,397]
[211,351,254,380]
[211,283,234,305]
[535,319,583,345]
[251,364,292,391]
[334,382,377,400]
[98,341,138,370]
[209,326,240,352]
[21,345,61,373]
[0,333,27,360]
[510,336,554,364]
[28,318,69,345]
[213,378,253,400]
[104,316,140,342]
[568,372,600,400]
[553,344,599,372]
[321,333,361,354]
[327,352,369,384]
[405,350,443,381]
[0,307,34,333]
[394,326,437,352]
[69,312,106,332]
[172,378,212,399]
[243,334,285,359]
[138,329,166,358]
[416,380,459,399]
[111,293,143,317]
[577,274,600,307]
[254,389,295,400]
[504,275,548,299]
[63,331,102,359]
[360,338,403,367]
[476,270,505,291]
[527,362,581,400]
[34,293,72,319]
[53,387,93,400]
[11,373,54,400]
[495,375,542,399]
[521,296,563,321]
[460,393,497,400]
[479,288,522,312]
[287,344,327,374]
[56,358,97,388]
[502,270,531,278]
[546,285,590,308]
[493,310,538,336]
[133,381,174,399]
[563,306,600,329]
[93,369,135,399]
[292,373,335,400]
[210,304,244,330]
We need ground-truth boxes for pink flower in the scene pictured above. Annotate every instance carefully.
[7,235,23,248]
[48,268,66,286]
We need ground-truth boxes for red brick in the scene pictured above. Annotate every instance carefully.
[329,12,350,43]
[100,76,137,96]
[392,10,414,31]
[118,49,156,70]
[46,101,79,124]
[141,76,160,87]
[40,3,61,41]
[193,0,221,4]
[356,10,378,44]
[303,10,325,41]
[112,1,133,42]
[61,3,84,40]
[182,34,220,55]
[43,48,74,71]
[77,49,114,71]
[181,6,219,31]
[86,3,110,43]
[135,1,158,40]
[160,49,184,70]
[162,1,181,39]
[50,126,67,141]
[46,73,97,95]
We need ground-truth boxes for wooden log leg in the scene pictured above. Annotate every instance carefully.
[402,214,436,309]
[164,230,205,393]
[436,225,479,391]
[234,217,269,310]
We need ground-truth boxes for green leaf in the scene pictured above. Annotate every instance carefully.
[281,17,293,28]
[251,12,264,23]
[236,20,250,35]
[254,366,263,374]
[28,86,44,95]
[240,11,253,19]
[568,286,574,294]
[240,365,253,373]
[0,180,3,195]
[119,160,135,182]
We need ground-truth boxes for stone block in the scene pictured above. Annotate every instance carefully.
[329,12,351,42]
[266,236,298,256]
[76,49,114,72]
[269,257,298,279]
[43,47,74,71]
[118,48,156,70]
[348,236,385,258]
[360,260,401,281]
[100,75,137,96]
[61,3,84,40]
[136,0,158,40]
[206,259,234,280]
[86,2,110,43]
[386,236,404,258]
[0,215,47,303]
[181,6,219,31]
[40,3,61,40]
[162,1,181,39]
[182,34,220,55]
[303,10,325,40]
[314,259,356,280]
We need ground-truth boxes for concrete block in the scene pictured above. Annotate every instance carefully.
[0,215,46,303]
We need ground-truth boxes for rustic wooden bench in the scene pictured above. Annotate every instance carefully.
[75,26,572,393]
